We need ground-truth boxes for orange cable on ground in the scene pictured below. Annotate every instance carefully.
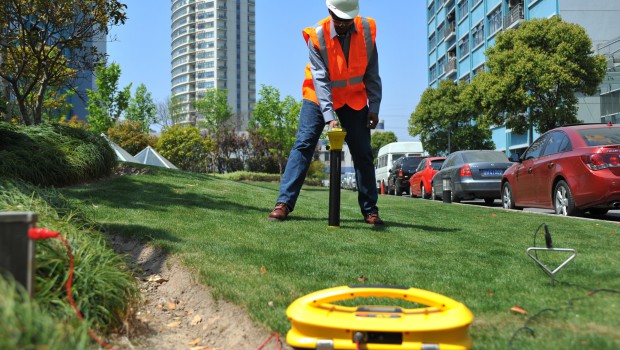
[257,332,282,350]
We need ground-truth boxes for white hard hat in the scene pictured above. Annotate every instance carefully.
[326,0,359,20]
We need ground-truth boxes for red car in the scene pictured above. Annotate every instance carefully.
[501,123,620,216]
[409,157,446,199]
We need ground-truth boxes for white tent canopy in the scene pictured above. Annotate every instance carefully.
[101,134,140,163]
[134,146,179,169]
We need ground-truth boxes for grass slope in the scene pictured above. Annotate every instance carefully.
[61,166,620,349]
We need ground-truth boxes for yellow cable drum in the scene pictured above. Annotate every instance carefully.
[286,285,473,350]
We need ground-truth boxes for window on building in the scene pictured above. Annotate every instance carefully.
[197,11,214,20]
[428,32,436,51]
[198,61,215,69]
[429,64,437,82]
[437,22,445,43]
[472,22,484,48]
[172,75,188,85]
[172,0,187,11]
[488,6,502,35]
[427,1,435,21]
[171,17,187,30]
[472,64,485,76]
[437,55,446,77]
[458,35,469,57]
[457,0,468,21]
[197,41,215,49]
[172,66,187,76]
[197,31,215,39]
[197,1,214,10]
[172,47,187,58]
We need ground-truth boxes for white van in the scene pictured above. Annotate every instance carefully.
[375,141,424,192]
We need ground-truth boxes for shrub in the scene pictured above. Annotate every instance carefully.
[0,179,139,336]
[0,123,116,186]
[0,276,91,350]
[107,121,157,155]
[156,124,213,172]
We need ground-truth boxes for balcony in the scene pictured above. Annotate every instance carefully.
[445,57,457,77]
[444,22,456,41]
[503,3,524,29]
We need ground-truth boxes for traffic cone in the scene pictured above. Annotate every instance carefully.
[380,181,385,195]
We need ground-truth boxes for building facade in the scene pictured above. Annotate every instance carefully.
[69,36,106,120]
[171,0,256,129]
[426,0,620,155]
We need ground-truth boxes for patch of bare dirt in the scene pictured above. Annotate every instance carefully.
[108,234,290,350]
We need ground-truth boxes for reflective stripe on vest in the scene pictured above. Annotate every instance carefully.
[314,18,374,89]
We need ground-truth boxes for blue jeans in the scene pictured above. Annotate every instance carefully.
[276,99,379,216]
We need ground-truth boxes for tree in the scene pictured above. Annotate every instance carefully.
[216,129,249,173]
[370,131,397,159]
[157,95,184,129]
[156,125,213,173]
[107,121,157,155]
[249,85,300,176]
[126,83,157,133]
[86,63,131,134]
[409,79,494,156]
[41,88,75,123]
[192,88,236,173]
[479,16,607,136]
[0,0,127,125]
[193,88,233,133]
[246,130,280,173]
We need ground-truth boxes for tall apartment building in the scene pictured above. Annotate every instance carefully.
[426,0,620,155]
[171,0,256,129]
[70,37,106,120]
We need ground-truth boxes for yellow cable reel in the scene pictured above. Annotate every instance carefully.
[286,285,474,350]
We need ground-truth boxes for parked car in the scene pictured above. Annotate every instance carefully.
[501,123,620,216]
[409,157,446,199]
[431,150,513,204]
[387,156,426,196]
[341,172,357,191]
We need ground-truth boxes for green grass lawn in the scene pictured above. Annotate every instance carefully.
[60,166,620,349]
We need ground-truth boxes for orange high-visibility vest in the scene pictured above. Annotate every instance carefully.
[302,16,377,111]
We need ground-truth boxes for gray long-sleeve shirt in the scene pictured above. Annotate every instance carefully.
[308,19,382,124]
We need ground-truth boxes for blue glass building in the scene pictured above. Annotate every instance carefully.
[426,0,620,155]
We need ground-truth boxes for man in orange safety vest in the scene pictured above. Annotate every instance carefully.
[268,0,383,225]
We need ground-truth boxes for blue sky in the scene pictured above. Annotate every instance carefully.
[107,0,428,141]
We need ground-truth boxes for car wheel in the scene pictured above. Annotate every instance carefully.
[451,191,460,203]
[502,182,521,210]
[431,184,438,200]
[410,185,415,198]
[396,185,403,196]
[554,180,581,216]
[421,184,430,199]
[589,208,609,216]
[388,180,395,195]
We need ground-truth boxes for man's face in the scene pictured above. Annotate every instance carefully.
[330,11,354,36]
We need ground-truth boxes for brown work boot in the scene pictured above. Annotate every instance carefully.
[364,212,384,225]
[268,202,290,221]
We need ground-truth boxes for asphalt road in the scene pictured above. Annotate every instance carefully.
[386,193,620,222]
[449,198,620,222]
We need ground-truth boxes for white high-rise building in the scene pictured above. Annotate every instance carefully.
[171,0,256,129]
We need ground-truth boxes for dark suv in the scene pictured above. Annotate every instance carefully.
[387,156,426,196]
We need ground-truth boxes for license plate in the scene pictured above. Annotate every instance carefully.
[480,169,504,176]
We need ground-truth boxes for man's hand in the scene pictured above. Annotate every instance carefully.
[328,120,340,129]
[367,112,379,129]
